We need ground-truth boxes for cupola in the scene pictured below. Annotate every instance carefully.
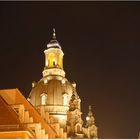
[42,29,65,77]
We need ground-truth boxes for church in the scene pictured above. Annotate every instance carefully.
[0,30,97,139]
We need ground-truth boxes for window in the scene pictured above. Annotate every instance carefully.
[48,53,56,67]
[53,59,56,66]
[63,93,68,106]
[76,124,81,133]
[41,93,47,105]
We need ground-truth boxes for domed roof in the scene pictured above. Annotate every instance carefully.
[29,76,75,106]
[47,39,61,49]
[47,28,61,49]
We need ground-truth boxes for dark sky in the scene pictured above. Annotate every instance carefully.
[0,2,140,139]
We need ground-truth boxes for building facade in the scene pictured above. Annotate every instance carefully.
[0,30,97,139]
[0,89,56,138]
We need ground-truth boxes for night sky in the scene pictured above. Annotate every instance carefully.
[0,2,140,139]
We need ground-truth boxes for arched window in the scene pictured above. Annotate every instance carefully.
[53,59,56,66]
[75,124,81,133]
[40,93,47,105]
[48,53,57,67]
[63,93,68,106]
[77,125,81,132]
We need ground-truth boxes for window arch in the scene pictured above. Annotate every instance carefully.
[48,53,57,67]
[63,93,68,106]
[53,59,56,66]
[40,93,47,105]
[75,123,81,133]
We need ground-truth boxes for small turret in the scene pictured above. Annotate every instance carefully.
[86,105,95,127]
[43,29,65,77]
[85,105,98,139]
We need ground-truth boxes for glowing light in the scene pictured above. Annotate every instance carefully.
[44,79,48,84]
[32,81,36,88]
[62,79,65,84]
[72,83,76,88]
[86,116,90,121]
[27,98,30,101]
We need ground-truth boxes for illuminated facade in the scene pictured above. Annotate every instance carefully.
[28,29,98,138]
[0,29,97,138]
[0,89,56,138]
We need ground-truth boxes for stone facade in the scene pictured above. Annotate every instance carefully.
[0,30,98,139]
[28,29,98,139]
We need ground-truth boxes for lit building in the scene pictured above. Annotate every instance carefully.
[0,89,56,138]
[0,29,97,139]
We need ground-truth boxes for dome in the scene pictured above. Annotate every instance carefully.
[47,28,61,49]
[47,39,61,49]
[29,76,74,106]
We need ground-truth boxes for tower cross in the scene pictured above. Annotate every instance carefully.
[53,28,56,39]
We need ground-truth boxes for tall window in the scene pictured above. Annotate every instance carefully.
[76,124,81,133]
[53,59,56,66]
[41,93,47,105]
[48,53,56,67]
[63,93,68,106]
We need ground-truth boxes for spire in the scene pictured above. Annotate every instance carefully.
[53,28,56,39]
[89,105,91,111]
[85,105,98,138]
[88,105,93,117]
[86,105,95,124]
[47,28,61,49]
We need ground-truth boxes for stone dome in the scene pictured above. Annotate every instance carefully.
[29,76,75,106]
